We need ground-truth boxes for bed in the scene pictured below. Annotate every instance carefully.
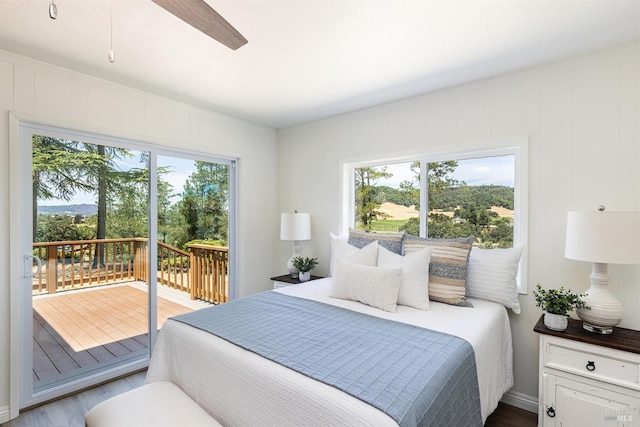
[145,276,514,426]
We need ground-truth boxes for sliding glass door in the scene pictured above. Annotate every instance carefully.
[15,122,235,408]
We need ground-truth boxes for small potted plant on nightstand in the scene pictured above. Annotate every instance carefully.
[291,256,318,282]
[534,284,589,331]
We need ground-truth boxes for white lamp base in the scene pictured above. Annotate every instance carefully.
[286,257,299,278]
[576,262,624,335]
[286,240,302,278]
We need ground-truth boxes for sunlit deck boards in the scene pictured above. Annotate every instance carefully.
[32,283,210,385]
[32,311,148,383]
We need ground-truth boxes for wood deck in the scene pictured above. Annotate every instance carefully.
[32,283,210,388]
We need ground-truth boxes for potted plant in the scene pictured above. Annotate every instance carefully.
[533,284,589,331]
[291,256,319,282]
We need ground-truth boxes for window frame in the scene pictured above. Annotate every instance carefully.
[339,136,528,293]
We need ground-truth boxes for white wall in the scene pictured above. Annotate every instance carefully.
[0,50,278,419]
[276,43,640,408]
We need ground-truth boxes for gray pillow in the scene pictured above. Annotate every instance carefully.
[348,229,404,255]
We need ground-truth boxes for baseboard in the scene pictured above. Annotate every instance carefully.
[501,389,538,414]
[0,405,11,424]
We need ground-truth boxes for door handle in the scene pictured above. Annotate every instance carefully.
[24,255,43,278]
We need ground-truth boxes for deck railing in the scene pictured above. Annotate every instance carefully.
[188,244,229,304]
[31,238,228,304]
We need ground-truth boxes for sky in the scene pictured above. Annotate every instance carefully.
[378,155,515,189]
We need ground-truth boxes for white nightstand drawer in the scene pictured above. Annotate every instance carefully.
[545,339,640,388]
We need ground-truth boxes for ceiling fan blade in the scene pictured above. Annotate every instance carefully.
[151,0,248,50]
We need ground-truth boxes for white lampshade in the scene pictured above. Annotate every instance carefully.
[565,211,640,264]
[281,212,311,278]
[280,213,311,241]
[565,209,640,334]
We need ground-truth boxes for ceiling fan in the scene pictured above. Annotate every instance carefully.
[151,0,248,50]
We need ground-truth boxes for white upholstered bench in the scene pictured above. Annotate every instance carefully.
[85,380,222,427]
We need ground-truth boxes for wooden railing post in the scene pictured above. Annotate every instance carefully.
[46,244,57,294]
[189,250,198,300]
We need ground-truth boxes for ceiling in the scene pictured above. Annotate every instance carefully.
[0,0,639,130]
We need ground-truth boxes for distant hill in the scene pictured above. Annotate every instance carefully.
[373,184,514,210]
[38,204,97,216]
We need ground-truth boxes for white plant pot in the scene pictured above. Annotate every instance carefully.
[298,271,311,282]
[544,312,568,331]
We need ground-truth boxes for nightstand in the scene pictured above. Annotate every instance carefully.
[270,274,324,289]
[534,315,640,427]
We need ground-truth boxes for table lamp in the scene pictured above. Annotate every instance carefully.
[564,206,640,334]
[280,212,311,277]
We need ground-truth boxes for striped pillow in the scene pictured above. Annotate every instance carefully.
[403,235,474,307]
[348,229,405,255]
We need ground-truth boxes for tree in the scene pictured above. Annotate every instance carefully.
[427,161,460,209]
[32,136,102,238]
[178,161,229,245]
[354,166,392,231]
[81,144,134,267]
[36,214,82,243]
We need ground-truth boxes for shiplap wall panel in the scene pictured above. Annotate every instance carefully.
[0,61,12,110]
[143,100,165,140]
[456,88,479,143]
[475,84,492,140]
[571,58,621,210]
[71,81,89,124]
[115,92,145,135]
[188,111,200,145]
[13,66,34,114]
[535,68,573,272]
[618,53,640,211]
[379,98,427,148]
[34,72,72,120]
[491,77,523,137]
[424,93,447,144]
[87,85,115,129]
[443,92,457,143]
[173,107,190,144]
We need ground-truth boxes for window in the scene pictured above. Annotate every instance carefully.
[342,138,528,292]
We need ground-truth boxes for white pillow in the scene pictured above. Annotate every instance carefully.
[377,246,432,310]
[330,261,402,313]
[466,247,524,313]
[329,233,378,276]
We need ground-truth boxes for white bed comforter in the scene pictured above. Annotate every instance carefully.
[146,278,513,426]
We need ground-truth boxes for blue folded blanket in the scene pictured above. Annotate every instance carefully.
[173,291,482,427]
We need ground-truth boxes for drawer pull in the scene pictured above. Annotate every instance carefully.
[586,361,596,371]
[547,406,556,418]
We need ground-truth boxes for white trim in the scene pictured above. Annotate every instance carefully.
[339,135,529,293]
[501,389,539,414]
[8,112,21,421]
[0,404,11,424]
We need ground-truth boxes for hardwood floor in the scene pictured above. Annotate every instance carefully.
[485,402,538,427]
[1,371,146,427]
[2,371,538,427]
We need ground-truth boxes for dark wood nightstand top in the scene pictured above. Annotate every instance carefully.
[534,314,640,355]
[270,274,324,285]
